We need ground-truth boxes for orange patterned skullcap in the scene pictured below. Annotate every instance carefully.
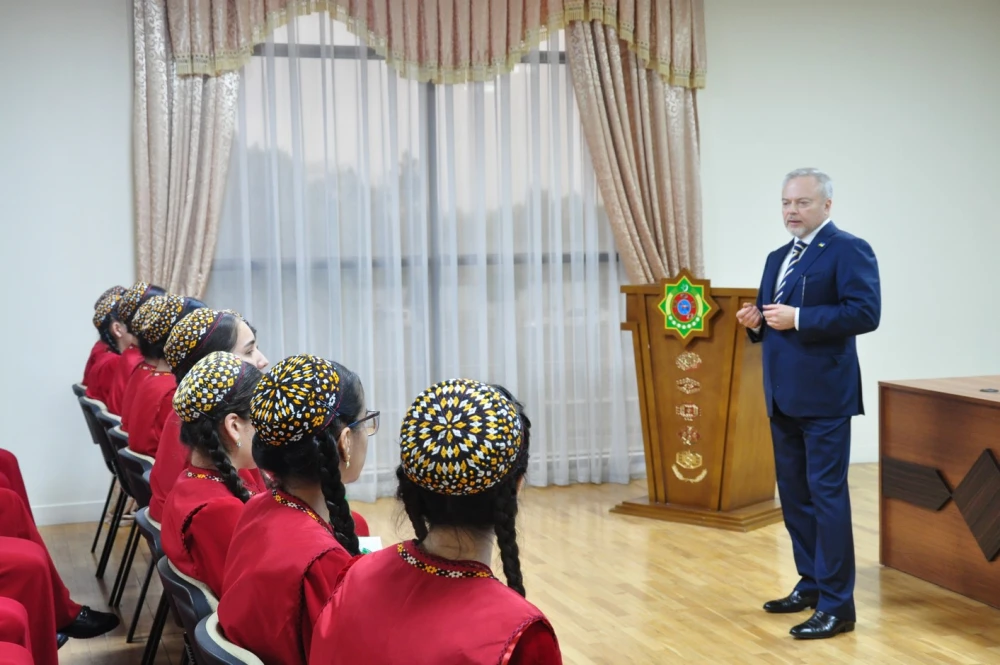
[251,355,343,446]
[399,379,524,496]
[117,281,151,326]
[173,352,248,423]
[164,308,226,371]
[133,294,186,345]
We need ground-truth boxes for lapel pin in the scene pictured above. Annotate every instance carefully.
[818,242,826,248]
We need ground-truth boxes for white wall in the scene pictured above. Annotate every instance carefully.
[0,1,134,524]
[699,0,1000,463]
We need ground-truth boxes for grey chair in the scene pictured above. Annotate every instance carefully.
[194,613,265,665]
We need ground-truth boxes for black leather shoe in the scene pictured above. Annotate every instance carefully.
[57,633,68,649]
[58,606,120,639]
[790,611,855,639]
[763,590,819,614]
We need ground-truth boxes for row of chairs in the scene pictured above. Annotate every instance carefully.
[73,384,262,664]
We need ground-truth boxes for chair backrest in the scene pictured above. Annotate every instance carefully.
[96,410,122,432]
[79,396,119,476]
[78,396,110,446]
[134,507,163,560]
[117,447,154,509]
[194,613,265,665]
[157,557,221,659]
[107,425,131,453]
[72,383,86,397]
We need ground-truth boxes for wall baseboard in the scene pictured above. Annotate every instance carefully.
[31,501,106,527]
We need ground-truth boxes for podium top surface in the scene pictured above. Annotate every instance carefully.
[879,375,1000,407]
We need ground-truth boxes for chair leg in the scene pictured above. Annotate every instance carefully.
[141,595,169,665]
[90,476,116,553]
[127,556,157,643]
[110,521,140,607]
[96,490,127,578]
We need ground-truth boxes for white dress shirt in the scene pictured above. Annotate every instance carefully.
[758,218,832,332]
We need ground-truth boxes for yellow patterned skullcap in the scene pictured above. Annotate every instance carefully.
[400,379,524,496]
[164,308,226,371]
[133,294,186,345]
[174,352,247,423]
[93,292,123,330]
[117,281,151,325]
[251,355,342,446]
[94,286,126,310]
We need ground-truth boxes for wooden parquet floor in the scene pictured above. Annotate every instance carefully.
[42,463,1000,664]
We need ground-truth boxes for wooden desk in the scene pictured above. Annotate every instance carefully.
[879,376,1000,608]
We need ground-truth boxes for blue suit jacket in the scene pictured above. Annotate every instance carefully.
[748,222,881,418]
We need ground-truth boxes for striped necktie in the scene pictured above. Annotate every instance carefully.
[774,239,807,304]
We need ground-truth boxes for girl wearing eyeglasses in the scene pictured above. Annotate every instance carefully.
[217,354,376,665]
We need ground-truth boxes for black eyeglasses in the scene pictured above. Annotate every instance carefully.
[347,410,380,437]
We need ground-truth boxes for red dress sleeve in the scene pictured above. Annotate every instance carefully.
[301,546,354,655]
[184,497,245,598]
[506,620,562,665]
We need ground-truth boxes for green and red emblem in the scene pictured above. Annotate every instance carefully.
[658,273,715,341]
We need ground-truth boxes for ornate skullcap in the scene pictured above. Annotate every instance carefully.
[400,379,524,496]
[94,286,126,310]
[164,308,225,371]
[117,281,151,326]
[92,292,123,330]
[133,294,186,345]
[251,354,343,446]
[173,352,247,423]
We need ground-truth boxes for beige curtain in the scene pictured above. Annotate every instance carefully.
[567,5,705,284]
[134,0,239,298]
[166,0,704,85]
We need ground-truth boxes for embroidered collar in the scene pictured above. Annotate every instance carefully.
[185,467,224,484]
[397,540,495,580]
[185,465,259,497]
[272,489,334,536]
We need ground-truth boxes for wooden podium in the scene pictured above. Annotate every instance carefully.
[611,270,783,531]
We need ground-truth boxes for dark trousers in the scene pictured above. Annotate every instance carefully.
[770,406,856,621]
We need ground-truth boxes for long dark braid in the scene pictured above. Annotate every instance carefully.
[492,478,525,596]
[182,417,251,503]
[318,432,360,555]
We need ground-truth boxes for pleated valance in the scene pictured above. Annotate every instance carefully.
[166,0,706,87]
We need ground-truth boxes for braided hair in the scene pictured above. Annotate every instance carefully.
[176,360,262,503]
[252,361,363,556]
[396,383,531,596]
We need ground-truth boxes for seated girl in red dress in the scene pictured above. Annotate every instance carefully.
[84,289,141,414]
[122,294,206,457]
[310,379,562,665]
[161,352,264,596]
[115,281,167,423]
[82,285,126,389]
[218,354,376,665]
[148,308,270,522]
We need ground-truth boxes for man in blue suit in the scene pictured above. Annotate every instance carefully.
[736,168,880,639]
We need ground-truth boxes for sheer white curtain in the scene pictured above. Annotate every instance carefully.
[206,14,643,501]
